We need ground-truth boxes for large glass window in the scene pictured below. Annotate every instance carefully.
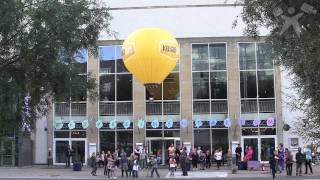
[239,43,275,114]
[100,75,115,101]
[117,74,132,101]
[192,43,228,114]
[100,131,115,152]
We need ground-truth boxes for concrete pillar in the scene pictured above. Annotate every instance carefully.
[133,77,146,146]
[47,106,53,165]
[227,40,241,143]
[179,41,193,144]
[275,65,283,144]
[87,52,99,155]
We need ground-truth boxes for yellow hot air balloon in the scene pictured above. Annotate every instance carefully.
[122,28,179,87]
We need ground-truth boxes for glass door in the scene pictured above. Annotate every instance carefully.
[261,138,275,161]
[55,140,69,164]
[243,138,259,161]
[71,140,85,164]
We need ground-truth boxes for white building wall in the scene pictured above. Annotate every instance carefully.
[34,116,48,164]
[100,0,269,40]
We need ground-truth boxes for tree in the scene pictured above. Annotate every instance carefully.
[240,0,320,142]
[0,0,111,133]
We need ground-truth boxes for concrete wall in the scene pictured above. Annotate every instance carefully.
[34,116,48,164]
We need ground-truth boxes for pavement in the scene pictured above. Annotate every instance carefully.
[0,164,320,179]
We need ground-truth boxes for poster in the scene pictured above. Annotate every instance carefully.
[231,141,239,155]
[89,143,97,156]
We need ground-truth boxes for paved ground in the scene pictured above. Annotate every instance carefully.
[0,164,319,179]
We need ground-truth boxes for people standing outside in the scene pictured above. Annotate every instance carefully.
[278,143,285,173]
[215,148,223,170]
[175,145,181,169]
[134,146,141,164]
[243,146,253,162]
[235,144,242,165]
[180,147,188,176]
[65,145,71,168]
[199,152,206,170]
[169,156,177,178]
[226,149,232,166]
[296,147,304,176]
[106,153,115,178]
[191,150,198,170]
[150,155,160,178]
[90,152,97,176]
[205,150,211,169]
[128,153,135,177]
[140,148,147,170]
[132,155,139,178]
[269,151,277,180]
[103,151,108,177]
[120,149,129,177]
[285,148,293,176]
[304,145,313,174]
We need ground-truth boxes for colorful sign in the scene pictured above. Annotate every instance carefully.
[68,120,75,130]
[109,119,117,129]
[224,118,231,127]
[96,119,103,129]
[165,119,173,128]
[151,119,160,128]
[123,119,131,129]
[137,119,145,129]
[82,119,89,129]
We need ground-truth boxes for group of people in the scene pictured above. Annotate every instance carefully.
[269,144,313,179]
[189,147,230,170]
[89,147,162,178]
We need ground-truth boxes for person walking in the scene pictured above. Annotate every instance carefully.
[191,151,198,170]
[269,151,277,180]
[140,148,147,169]
[90,153,97,176]
[128,153,135,177]
[278,143,285,173]
[215,148,223,170]
[103,152,108,177]
[150,155,160,178]
[65,145,71,168]
[296,147,304,176]
[169,156,177,178]
[304,145,313,174]
[120,149,129,177]
[285,148,293,176]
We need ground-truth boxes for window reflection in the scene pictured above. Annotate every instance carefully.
[163,73,180,100]
[193,72,209,99]
[117,74,132,101]
[239,43,256,70]
[100,74,115,101]
[192,44,209,71]
[240,71,257,98]
[258,71,274,98]
[210,72,227,99]
[257,43,273,69]
[100,131,115,152]
[209,44,226,70]
[99,46,116,73]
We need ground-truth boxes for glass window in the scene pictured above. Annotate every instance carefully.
[239,43,256,70]
[55,141,69,163]
[257,71,274,98]
[115,46,128,73]
[71,75,87,101]
[100,74,115,101]
[100,131,115,152]
[240,71,257,98]
[54,131,70,138]
[117,74,132,101]
[73,48,88,74]
[192,44,209,71]
[163,73,180,100]
[210,72,227,99]
[257,43,273,69]
[117,131,133,155]
[100,46,115,73]
[212,129,229,153]
[261,138,275,161]
[194,130,210,151]
[146,130,162,137]
[146,85,162,100]
[209,44,226,70]
[193,72,209,99]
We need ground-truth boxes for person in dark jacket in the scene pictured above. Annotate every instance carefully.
[65,145,71,168]
[180,147,188,176]
[285,148,293,176]
[90,153,97,176]
[269,150,277,180]
[191,151,198,170]
[296,147,304,176]
[235,144,242,165]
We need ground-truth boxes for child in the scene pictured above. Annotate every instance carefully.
[169,157,177,178]
[132,156,139,178]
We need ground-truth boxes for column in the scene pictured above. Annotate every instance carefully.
[133,77,146,145]
[179,40,193,144]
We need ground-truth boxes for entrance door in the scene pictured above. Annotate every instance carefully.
[148,138,180,165]
[54,139,87,165]
[71,141,85,164]
[242,136,276,162]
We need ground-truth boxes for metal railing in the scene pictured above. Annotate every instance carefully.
[193,101,210,114]
[211,101,228,113]
[146,101,180,115]
[146,102,162,115]
[54,102,87,116]
[241,99,275,113]
[259,99,275,113]
[163,101,180,115]
[99,102,115,115]
[241,100,258,113]
[117,102,133,115]
[99,102,133,116]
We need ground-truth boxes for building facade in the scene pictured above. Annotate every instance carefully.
[32,1,286,165]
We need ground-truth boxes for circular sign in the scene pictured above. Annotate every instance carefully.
[137,119,145,129]
[239,117,246,126]
[224,118,231,128]
[209,118,217,127]
[109,119,117,129]
[253,117,261,127]
[82,119,89,129]
[195,118,203,128]
[180,119,188,128]
[267,117,275,127]
[165,119,173,128]
[96,119,103,129]
[123,119,131,129]
[55,118,64,130]
[151,119,160,128]
[68,120,75,130]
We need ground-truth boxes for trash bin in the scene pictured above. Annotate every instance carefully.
[238,161,247,170]
[73,162,82,171]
